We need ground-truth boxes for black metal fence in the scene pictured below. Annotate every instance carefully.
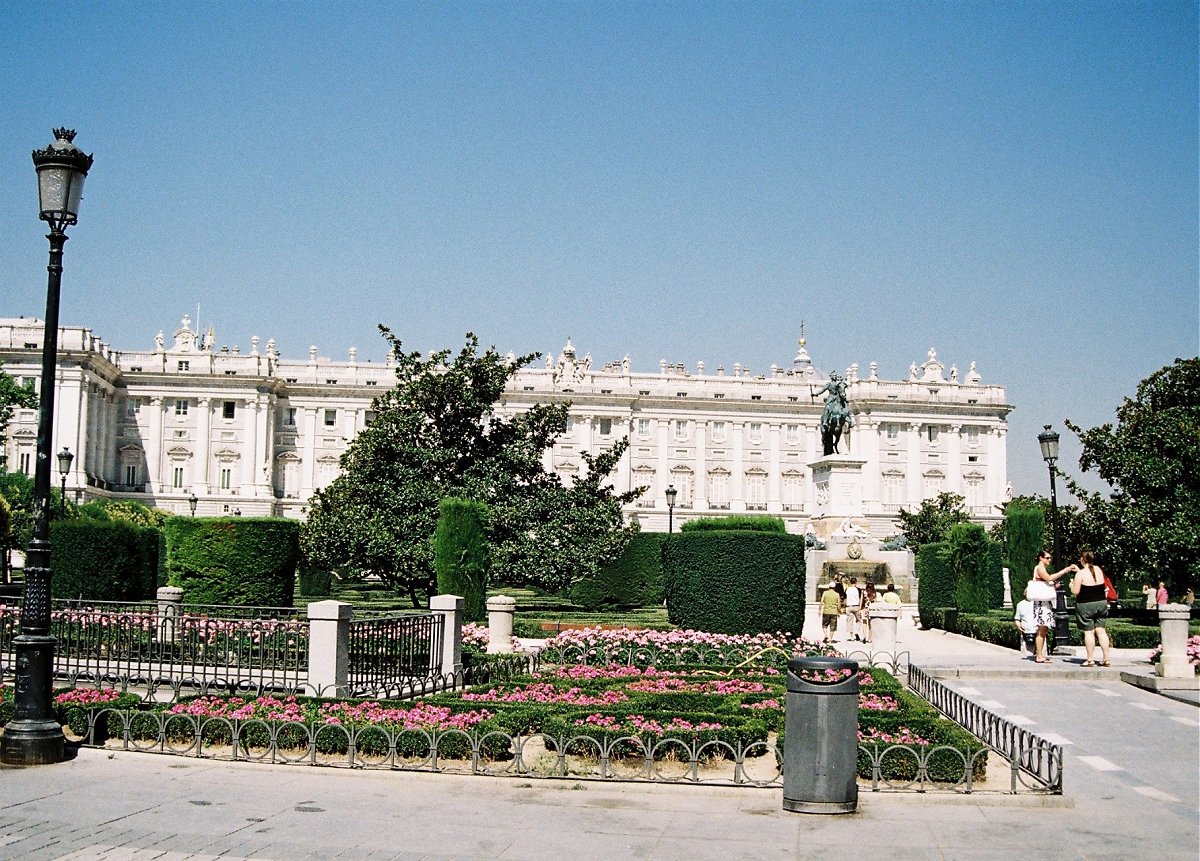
[347,612,443,696]
[907,664,1063,793]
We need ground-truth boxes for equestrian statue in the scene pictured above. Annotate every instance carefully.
[812,373,852,456]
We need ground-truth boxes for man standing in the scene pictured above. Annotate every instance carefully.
[820,583,842,644]
[844,578,862,642]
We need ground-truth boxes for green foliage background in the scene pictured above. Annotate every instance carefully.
[164,517,299,606]
[1004,505,1044,603]
[916,542,954,629]
[50,519,159,601]
[662,531,806,634]
[569,531,666,609]
[895,492,970,553]
[434,497,490,622]
[680,515,787,534]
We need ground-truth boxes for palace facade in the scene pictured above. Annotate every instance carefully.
[0,316,1011,535]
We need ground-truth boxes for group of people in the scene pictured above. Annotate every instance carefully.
[1013,549,1114,666]
[819,577,902,644]
[1142,581,1194,608]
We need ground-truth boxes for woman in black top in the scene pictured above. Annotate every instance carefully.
[1070,550,1112,667]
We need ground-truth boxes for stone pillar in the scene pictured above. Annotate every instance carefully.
[306,600,352,697]
[1156,604,1194,679]
[147,396,165,492]
[693,419,707,509]
[731,421,745,511]
[486,595,516,654]
[767,423,781,512]
[906,422,922,503]
[868,603,900,657]
[947,423,963,495]
[430,594,464,677]
[156,585,184,643]
[1001,567,1012,608]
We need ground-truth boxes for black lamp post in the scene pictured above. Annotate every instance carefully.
[1038,425,1070,652]
[188,493,198,516]
[2,129,93,766]
[56,447,74,515]
[665,484,677,534]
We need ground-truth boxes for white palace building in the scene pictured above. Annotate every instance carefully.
[0,316,1012,537]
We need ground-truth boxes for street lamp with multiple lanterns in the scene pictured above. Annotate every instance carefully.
[1,129,93,767]
[189,493,198,517]
[1037,424,1071,652]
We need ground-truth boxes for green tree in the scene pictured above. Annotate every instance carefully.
[434,497,490,623]
[947,522,994,614]
[1003,504,1044,601]
[1065,357,1200,597]
[895,492,970,553]
[301,329,641,606]
[0,361,37,442]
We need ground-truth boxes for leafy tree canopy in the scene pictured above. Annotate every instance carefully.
[301,329,641,605]
[0,361,37,440]
[1065,357,1200,597]
[895,492,970,553]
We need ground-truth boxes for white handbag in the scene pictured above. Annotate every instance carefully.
[1026,579,1056,602]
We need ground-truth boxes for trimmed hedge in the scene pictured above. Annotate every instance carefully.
[50,520,159,601]
[163,517,299,606]
[662,531,805,635]
[1004,505,1044,601]
[951,609,1200,650]
[680,515,787,534]
[569,531,665,609]
[434,497,490,623]
[916,542,953,629]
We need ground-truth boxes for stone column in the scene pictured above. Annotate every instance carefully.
[306,600,352,697]
[767,422,781,512]
[430,594,464,677]
[906,422,922,503]
[147,396,165,492]
[1156,604,1194,679]
[301,407,318,500]
[693,420,707,509]
[194,397,211,494]
[486,595,516,654]
[868,603,900,657]
[731,421,745,512]
[241,396,259,494]
[156,585,184,643]
[656,418,669,514]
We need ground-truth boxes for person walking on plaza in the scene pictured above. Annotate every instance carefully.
[1071,550,1112,666]
[820,582,842,643]
[1029,551,1073,664]
[1013,597,1038,656]
[844,578,862,642]
[1142,583,1157,609]
[861,582,878,644]
[1156,581,1169,608]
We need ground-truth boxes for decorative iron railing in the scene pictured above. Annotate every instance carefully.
[347,612,442,695]
[907,664,1062,793]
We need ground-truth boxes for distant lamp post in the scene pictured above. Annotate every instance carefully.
[665,484,678,534]
[2,129,93,767]
[188,493,198,517]
[56,447,74,515]
[1038,425,1070,652]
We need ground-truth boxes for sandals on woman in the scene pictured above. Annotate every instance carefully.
[1035,658,1051,664]
[1081,660,1095,667]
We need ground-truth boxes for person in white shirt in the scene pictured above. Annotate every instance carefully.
[844,578,862,642]
[1013,598,1038,656]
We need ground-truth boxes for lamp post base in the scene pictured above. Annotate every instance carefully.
[0,719,65,766]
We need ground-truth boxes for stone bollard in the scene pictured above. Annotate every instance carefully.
[430,594,464,678]
[868,602,900,657]
[306,600,352,697]
[486,595,516,654]
[156,585,184,643]
[1156,604,1194,679]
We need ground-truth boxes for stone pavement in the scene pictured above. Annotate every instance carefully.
[1,611,1196,861]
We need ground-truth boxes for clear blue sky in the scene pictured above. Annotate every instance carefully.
[1,2,1196,497]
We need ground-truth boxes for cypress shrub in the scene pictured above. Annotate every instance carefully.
[163,517,299,606]
[916,542,954,629]
[297,561,333,598]
[948,523,994,615]
[569,531,665,609]
[680,515,787,534]
[662,531,805,635]
[1005,505,1044,604]
[434,497,490,623]
[50,519,159,601]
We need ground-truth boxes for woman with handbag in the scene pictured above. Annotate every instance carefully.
[1028,551,1074,664]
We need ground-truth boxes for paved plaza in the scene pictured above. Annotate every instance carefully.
[3,614,1197,861]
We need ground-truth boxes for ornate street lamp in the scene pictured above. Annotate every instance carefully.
[188,493,198,516]
[1038,425,1070,652]
[665,484,677,534]
[2,129,93,766]
[56,447,73,515]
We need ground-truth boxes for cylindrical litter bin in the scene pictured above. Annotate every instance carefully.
[782,655,859,814]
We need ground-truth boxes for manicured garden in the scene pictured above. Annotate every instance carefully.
[2,626,990,787]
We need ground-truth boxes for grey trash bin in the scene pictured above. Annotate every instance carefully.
[782,655,859,814]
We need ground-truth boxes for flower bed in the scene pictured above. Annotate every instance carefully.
[1149,635,1200,671]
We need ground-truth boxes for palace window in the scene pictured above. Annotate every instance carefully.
[670,468,694,509]
[173,467,184,489]
[324,409,337,428]
[966,427,980,448]
[636,418,651,437]
[177,360,189,372]
[785,424,800,444]
[711,421,726,443]
[125,464,137,485]
[745,470,767,510]
[782,471,804,511]
[284,408,297,426]
[599,418,612,436]
[223,401,236,420]
[708,470,730,510]
[220,468,232,491]
[927,425,940,445]
[174,399,189,417]
[672,419,688,440]
[883,472,904,506]
[748,422,763,443]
